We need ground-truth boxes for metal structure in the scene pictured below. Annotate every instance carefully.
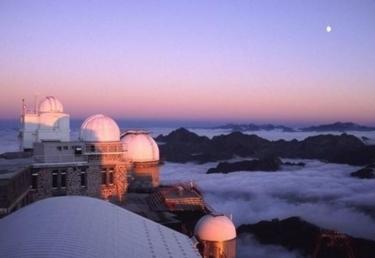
[312,230,356,258]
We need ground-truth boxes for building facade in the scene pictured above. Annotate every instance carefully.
[32,140,128,202]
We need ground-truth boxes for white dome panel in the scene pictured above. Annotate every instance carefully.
[39,96,64,113]
[80,114,120,142]
[194,214,236,242]
[121,131,159,163]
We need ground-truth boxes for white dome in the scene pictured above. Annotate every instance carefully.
[39,96,64,113]
[121,131,159,162]
[194,214,236,242]
[80,114,120,142]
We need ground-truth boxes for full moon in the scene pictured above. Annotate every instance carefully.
[326,25,332,32]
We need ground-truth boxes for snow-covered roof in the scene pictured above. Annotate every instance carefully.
[0,196,201,258]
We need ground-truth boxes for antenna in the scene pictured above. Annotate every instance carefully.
[34,93,39,114]
[21,98,25,116]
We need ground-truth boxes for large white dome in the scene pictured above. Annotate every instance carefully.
[80,114,120,142]
[121,131,159,163]
[194,214,236,242]
[39,96,64,113]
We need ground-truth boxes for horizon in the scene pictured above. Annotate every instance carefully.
[1,1,375,124]
[1,117,375,129]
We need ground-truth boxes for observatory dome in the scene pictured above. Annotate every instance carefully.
[38,96,64,113]
[194,214,236,242]
[121,131,159,163]
[80,114,120,142]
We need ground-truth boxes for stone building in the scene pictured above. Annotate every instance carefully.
[31,114,128,202]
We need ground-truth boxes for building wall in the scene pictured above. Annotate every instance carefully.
[128,163,160,192]
[0,167,32,217]
[31,141,128,203]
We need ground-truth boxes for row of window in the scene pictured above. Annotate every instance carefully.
[31,171,87,190]
[56,145,83,155]
[31,168,115,190]
[86,144,122,153]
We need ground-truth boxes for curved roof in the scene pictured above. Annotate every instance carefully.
[194,214,236,242]
[0,196,201,258]
[121,131,159,162]
[39,96,64,113]
[80,114,120,142]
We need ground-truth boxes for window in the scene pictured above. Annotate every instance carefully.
[74,146,82,155]
[80,172,87,187]
[52,171,58,188]
[90,145,95,152]
[101,171,107,185]
[61,172,66,188]
[57,146,62,151]
[108,170,114,184]
[31,173,38,189]
[63,146,68,150]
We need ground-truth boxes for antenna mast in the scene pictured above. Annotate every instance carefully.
[34,94,39,114]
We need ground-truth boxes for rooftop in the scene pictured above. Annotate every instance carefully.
[0,157,32,179]
[0,196,201,258]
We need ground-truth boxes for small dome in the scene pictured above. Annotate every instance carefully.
[80,114,120,142]
[194,214,236,242]
[121,131,159,162]
[39,96,64,113]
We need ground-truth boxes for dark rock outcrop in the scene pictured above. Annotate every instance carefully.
[238,217,375,258]
[206,157,282,174]
[214,123,295,132]
[283,161,306,166]
[301,122,375,132]
[351,164,375,179]
[156,128,375,165]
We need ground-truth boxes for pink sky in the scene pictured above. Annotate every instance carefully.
[1,1,374,125]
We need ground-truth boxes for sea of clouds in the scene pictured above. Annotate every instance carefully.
[160,159,375,258]
[1,125,375,258]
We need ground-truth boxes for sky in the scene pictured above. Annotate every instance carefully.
[0,0,374,125]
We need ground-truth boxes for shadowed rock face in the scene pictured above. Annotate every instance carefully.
[300,122,375,132]
[206,157,282,174]
[237,217,375,258]
[351,164,375,179]
[156,128,375,165]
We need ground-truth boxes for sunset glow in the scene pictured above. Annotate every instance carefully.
[1,1,374,125]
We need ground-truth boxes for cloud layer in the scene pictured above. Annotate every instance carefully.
[161,159,375,241]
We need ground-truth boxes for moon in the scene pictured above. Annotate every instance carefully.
[326,25,332,33]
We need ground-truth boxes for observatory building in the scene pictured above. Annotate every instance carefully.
[0,95,237,258]
[31,113,127,202]
[121,130,160,191]
[19,96,70,151]
[194,214,237,258]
